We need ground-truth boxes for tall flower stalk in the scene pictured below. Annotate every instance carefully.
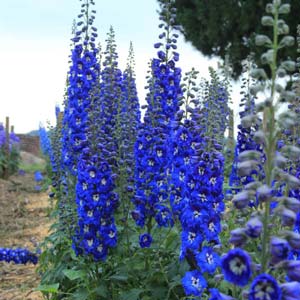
[218,1,300,299]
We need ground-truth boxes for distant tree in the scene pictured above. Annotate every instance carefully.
[158,0,300,78]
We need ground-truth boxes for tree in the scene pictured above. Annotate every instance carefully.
[158,0,300,78]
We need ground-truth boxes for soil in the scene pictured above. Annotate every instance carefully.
[0,157,50,300]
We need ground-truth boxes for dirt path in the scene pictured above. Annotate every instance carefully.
[0,172,51,300]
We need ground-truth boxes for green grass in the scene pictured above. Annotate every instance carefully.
[19,161,47,173]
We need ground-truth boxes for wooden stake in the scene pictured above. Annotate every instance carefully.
[3,116,10,179]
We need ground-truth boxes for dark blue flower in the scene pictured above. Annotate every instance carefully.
[182,270,207,297]
[221,248,252,286]
[196,246,220,274]
[139,233,153,248]
[249,273,281,300]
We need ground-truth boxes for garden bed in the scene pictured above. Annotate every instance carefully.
[0,169,50,300]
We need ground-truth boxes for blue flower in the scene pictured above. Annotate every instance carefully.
[34,171,43,182]
[182,270,207,297]
[280,282,300,300]
[196,246,220,274]
[221,248,252,286]
[180,230,203,259]
[209,288,234,300]
[249,274,281,300]
[139,233,153,248]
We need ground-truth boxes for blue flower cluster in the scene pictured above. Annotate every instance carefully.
[74,151,118,261]
[0,247,38,264]
[62,2,99,174]
[99,26,123,167]
[0,123,20,148]
[39,125,52,157]
[229,66,263,196]
[119,43,141,181]
[132,2,181,230]
[173,122,225,257]
[178,72,227,299]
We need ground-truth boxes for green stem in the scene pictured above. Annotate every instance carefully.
[261,4,279,273]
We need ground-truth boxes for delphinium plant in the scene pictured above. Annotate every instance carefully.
[114,42,141,254]
[178,69,229,299]
[39,124,52,159]
[132,0,181,235]
[214,1,300,299]
[98,26,123,168]
[228,58,264,199]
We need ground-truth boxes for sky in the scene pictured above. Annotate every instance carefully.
[0,0,234,133]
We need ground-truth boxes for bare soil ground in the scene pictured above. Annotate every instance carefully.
[0,157,50,300]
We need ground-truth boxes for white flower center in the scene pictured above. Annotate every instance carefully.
[229,257,247,275]
[93,194,99,201]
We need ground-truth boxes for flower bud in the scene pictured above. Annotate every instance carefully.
[274,153,287,168]
[285,261,300,281]
[282,230,300,249]
[278,4,290,14]
[255,34,272,46]
[256,184,272,203]
[281,145,300,161]
[280,207,296,227]
[253,131,266,145]
[232,191,250,209]
[277,68,287,77]
[286,174,300,189]
[245,217,263,238]
[280,281,300,300]
[261,16,274,27]
[261,49,274,65]
[237,160,259,177]
[270,236,289,265]
[238,150,262,162]
[281,60,296,72]
[250,68,267,80]
[279,36,295,48]
[214,274,224,282]
[229,228,248,247]
[283,197,300,213]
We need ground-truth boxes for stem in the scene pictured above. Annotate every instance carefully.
[261,4,279,273]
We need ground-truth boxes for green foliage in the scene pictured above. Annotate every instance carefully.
[0,146,20,178]
[158,0,300,78]
[38,214,188,300]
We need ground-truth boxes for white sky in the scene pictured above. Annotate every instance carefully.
[0,0,240,134]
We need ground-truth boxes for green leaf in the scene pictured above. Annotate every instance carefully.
[120,288,144,300]
[63,269,85,281]
[151,286,168,299]
[94,284,109,297]
[72,288,89,300]
[110,274,128,282]
[35,283,59,293]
